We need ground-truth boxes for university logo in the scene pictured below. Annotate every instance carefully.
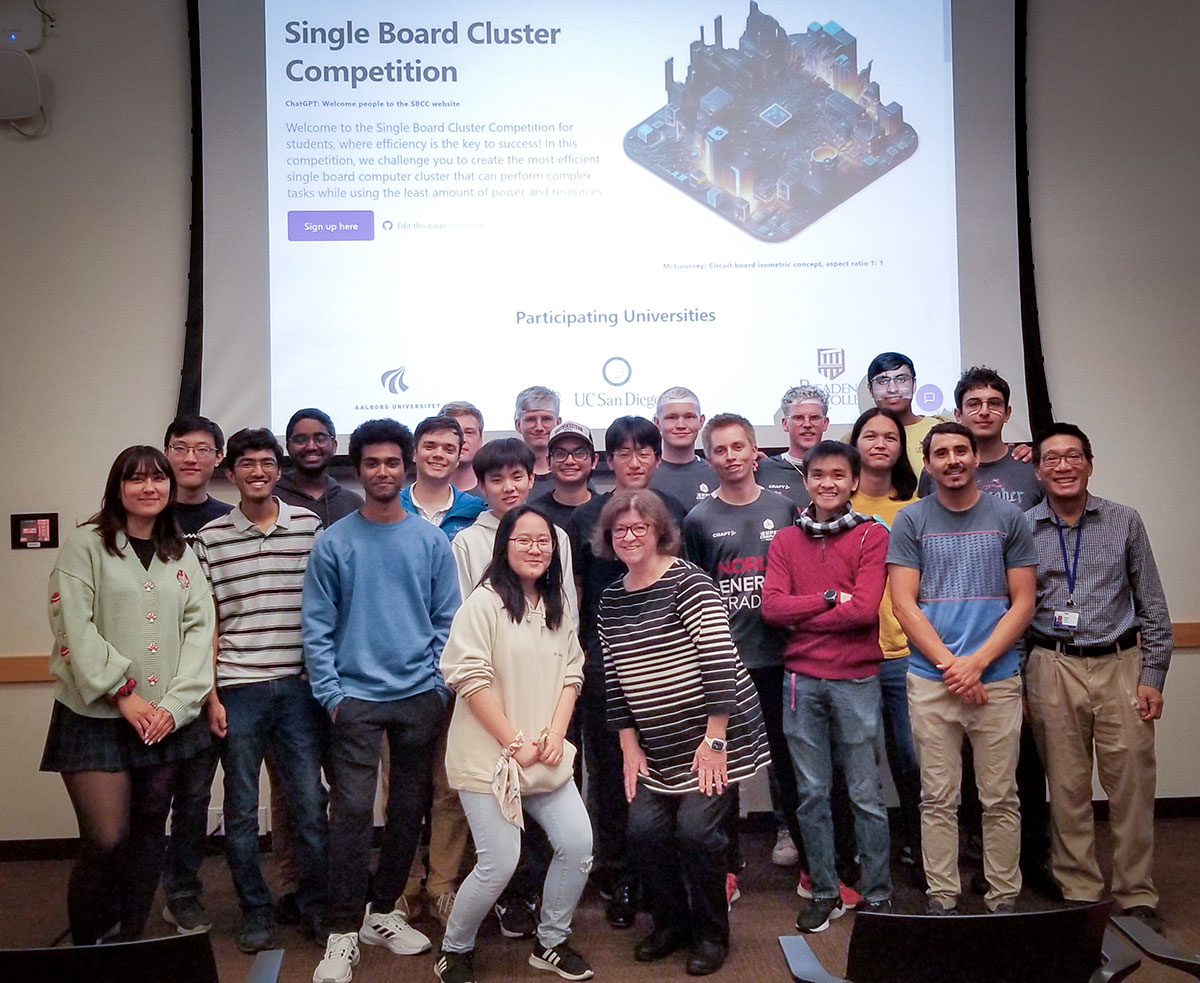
[381,366,409,393]
[817,348,845,380]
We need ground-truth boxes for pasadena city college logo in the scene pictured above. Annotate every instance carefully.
[817,348,846,381]
[381,366,410,393]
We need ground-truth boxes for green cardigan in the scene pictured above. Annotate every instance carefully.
[48,526,214,726]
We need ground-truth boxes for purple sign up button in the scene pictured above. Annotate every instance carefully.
[288,211,374,241]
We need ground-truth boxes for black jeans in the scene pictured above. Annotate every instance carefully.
[749,665,805,862]
[327,690,444,931]
[627,785,733,946]
[581,666,629,887]
[162,744,219,903]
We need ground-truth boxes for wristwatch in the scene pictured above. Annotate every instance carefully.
[824,589,838,608]
[704,736,727,752]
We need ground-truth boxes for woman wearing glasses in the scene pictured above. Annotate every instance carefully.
[594,489,769,976]
[437,505,593,983]
[41,445,215,944]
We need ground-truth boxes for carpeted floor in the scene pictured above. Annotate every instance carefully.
[2,820,1197,982]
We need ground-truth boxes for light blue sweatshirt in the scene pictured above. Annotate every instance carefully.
[302,510,460,712]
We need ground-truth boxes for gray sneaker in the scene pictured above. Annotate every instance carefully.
[237,907,275,953]
[162,896,212,934]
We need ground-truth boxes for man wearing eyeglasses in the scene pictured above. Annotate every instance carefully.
[865,352,948,477]
[160,414,233,936]
[566,416,689,928]
[917,367,1041,509]
[164,414,233,547]
[758,384,830,507]
[196,428,329,952]
[533,422,599,531]
[277,407,364,527]
[1025,423,1171,932]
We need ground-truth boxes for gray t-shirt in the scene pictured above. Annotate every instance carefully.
[887,492,1037,682]
[757,454,811,507]
[918,452,1043,511]
[650,457,719,512]
[682,489,799,668]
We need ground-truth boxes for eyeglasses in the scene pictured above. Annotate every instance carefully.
[962,398,1006,415]
[551,447,592,463]
[1040,451,1087,468]
[612,522,651,540]
[510,535,554,552]
[869,372,913,391]
[288,432,333,447]
[611,447,656,463]
[234,458,279,473]
[167,443,217,458]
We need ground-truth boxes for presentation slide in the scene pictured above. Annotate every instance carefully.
[262,0,960,435]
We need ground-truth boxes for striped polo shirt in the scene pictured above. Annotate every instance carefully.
[196,498,322,686]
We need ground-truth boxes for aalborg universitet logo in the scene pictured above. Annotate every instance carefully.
[380,366,409,393]
[817,348,845,380]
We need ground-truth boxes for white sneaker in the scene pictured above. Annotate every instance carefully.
[314,932,360,983]
[360,902,431,955]
[772,828,800,867]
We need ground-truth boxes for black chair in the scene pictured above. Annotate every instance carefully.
[1113,914,1200,979]
[0,931,282,983]
[779,901,1141,983]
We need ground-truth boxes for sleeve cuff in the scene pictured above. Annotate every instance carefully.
[1139,667,1166,692]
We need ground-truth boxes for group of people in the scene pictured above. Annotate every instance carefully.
[40,353,1172,983]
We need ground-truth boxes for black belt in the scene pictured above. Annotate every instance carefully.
[1028,628,1139,658]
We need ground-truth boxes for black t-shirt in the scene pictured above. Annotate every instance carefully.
[127,535,157,570]
[683,490,798,668]
[568,488,689,669]
[532,489,594,533]
[174,496,234,546]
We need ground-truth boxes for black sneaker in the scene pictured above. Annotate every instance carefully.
[529,941,594,981]
[162,896,212,934]
[855,898,893,914]
[237,907,275,954]
[1121,905,1165,933]
[435,949,477,983]
[494,898,537,938]
[796,897,845,934]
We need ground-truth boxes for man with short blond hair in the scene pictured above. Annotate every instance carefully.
[758,385,830,506]
[651,386,718,508]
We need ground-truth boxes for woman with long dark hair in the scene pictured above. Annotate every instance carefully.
[437,504,593,983]
[847,408,922,871]
[40,445,215,944]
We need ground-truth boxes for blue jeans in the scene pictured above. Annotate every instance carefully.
[443,782,592,952]
[782,673,892,903]
[219,676,329,915]
[878,656,922,854]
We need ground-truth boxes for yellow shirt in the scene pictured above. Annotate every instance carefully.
[851,489,916,659]
[903,414,948,477]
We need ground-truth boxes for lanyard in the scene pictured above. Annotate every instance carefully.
[1054,512,1084,604]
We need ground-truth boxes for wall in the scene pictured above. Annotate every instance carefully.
[0,0,1196,839]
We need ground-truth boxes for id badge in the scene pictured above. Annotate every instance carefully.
[1053,609,1080,630]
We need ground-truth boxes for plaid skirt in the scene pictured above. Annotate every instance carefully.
[40,700,212,773]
